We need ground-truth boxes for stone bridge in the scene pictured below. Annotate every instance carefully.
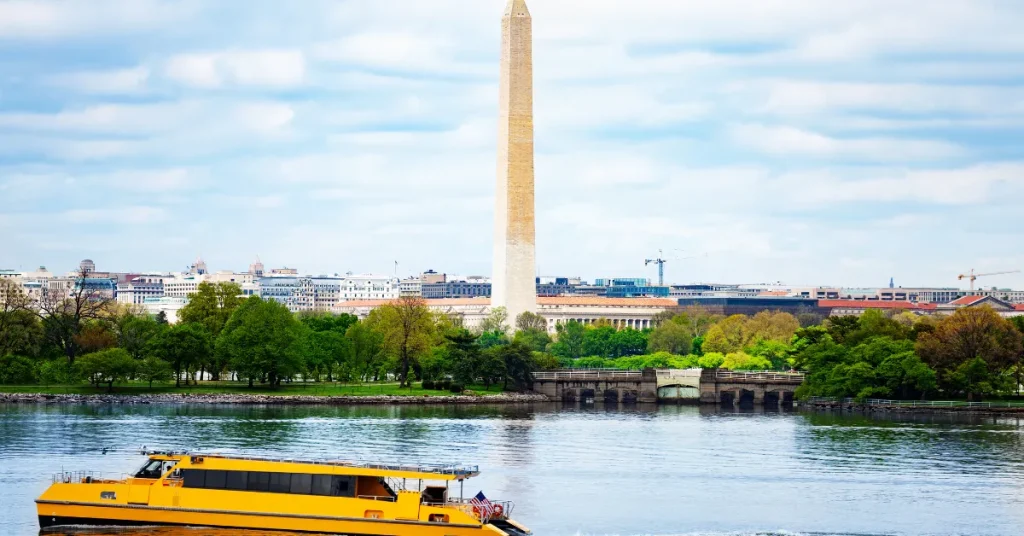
[532,368,805,406]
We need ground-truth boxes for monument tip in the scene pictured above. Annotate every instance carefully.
[504,0,530,17]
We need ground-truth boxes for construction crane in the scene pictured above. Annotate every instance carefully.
[958,268,1021,292]
[645,250,668,286]
[645,250,707,286]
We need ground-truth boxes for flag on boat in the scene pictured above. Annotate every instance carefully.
[471,491,494,518]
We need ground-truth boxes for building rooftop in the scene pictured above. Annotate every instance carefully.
[819,300,938,310]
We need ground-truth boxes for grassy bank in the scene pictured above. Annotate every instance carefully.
[0,381,508,397]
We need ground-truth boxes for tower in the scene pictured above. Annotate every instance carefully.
[492,0,537,322]
[250,256,265,278]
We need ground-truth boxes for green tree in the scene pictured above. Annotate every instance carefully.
[115,314,162,360]
[0,354,37,384]
[345,321,384,382]
[479,307,510,335]
[582,325,616,358]
[875,351,936,400]
[149,322,213,387]
[32,267,115,364]
[365,296,434,387]
[137,356,173,389]
[513,327,552,353]
[76,348,137,392]
[178,282,243,380]
[479,347,506,389]
[647,321,692,355]
[445,329,482,386]
[305,329,350,382]
[610,328,648,357]
[748,339,792,370]
[551,321,585,359]
[218,297,304,388]
[515,311,547,332]
[722,351,771,371]
[497,341,536,391]
[477,330,510,349]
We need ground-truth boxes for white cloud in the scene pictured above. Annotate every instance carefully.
[164,49,306,88]
[61,206,167,224]
[0,0,198,39]
[730,124,967,162]
[50,66,150,94]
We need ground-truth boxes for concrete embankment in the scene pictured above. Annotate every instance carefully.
[0,392,551,406]
[806,400,1024,415]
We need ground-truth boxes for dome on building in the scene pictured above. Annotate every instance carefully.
[79,259,96,274]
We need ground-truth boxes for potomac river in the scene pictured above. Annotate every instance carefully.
[4,403,1024,536]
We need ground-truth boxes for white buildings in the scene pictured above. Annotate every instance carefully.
[164,271,256,299]
[142,296,188,323]
[339,275,399,301]
[116,275,168,305]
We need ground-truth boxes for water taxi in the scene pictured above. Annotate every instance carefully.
[36,450,530,535]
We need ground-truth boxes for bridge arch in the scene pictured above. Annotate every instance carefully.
[657,384,700,401]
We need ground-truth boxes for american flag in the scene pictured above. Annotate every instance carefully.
[470,491,494,519]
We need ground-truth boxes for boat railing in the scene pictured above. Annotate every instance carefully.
[357,495,398,502]
[182,452,480,479]
[52,471,127,484]
[442,497,515,521]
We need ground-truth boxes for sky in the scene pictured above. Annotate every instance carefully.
[0,0,1023,290]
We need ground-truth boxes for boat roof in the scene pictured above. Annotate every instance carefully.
[147,451,480,481]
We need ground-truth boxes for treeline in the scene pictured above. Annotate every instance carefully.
[0,281,549,392]
[553,309,805,372]
[794,308,1024,401]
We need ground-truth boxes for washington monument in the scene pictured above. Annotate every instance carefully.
[492,0,537,322]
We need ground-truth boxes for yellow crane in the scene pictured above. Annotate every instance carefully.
[957,269,1021,292]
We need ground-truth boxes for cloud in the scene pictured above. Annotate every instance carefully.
[0,0,198,39]
[49,66,150,94]
[164,49,306,88]
[61,206,167,224]
[730,124,967,162]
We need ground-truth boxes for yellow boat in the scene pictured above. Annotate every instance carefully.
[36,450,530,535]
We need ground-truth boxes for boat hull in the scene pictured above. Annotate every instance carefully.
[37,500,514,535]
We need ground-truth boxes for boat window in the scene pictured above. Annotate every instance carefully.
[290,473,313,495]
[269,472,291,493]
[182,469,205,488]
[134,460,164,479]
[205,470,227,490]
[311,474,332,496]
[226,471,247,490]
[248,472,270,492]
[331,476,355,497]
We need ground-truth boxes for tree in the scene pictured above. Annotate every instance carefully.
[582,325,616,358]
[30,267,114,364]
[551,321,585,359]
[74,322,117,354]
[703,315,748,354]
[916,307,1023,399]
[178,282,243,336]
[513,327,552,353]
[610,328,648,357]
[300,312,358,334]
[498,341,536,391]
[0,279,42,357]
[0,354,37,384]
[745,311,800,345]
[149,322,212,387]
[748,339,792,370]
[647,321,692,355]
[672,306,721,338]
[445,329,482,387]
[477,330,510,349]
[875,351,936,400]
[218,297,304,388]
[178,282,243,380]
[345,321,384,382]
[137,356,173,389]
[115,314,162,360]
[155,311,169,325]
[479,307,510,335]
[76,348,137,392]
[365,296,433,387]
[305,329,350,382]
[479,347,506,389]
[515,311,547,332]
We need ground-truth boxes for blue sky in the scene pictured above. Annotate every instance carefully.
[1,0,1023,289]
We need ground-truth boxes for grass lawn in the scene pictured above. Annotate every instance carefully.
[0,381,509,397]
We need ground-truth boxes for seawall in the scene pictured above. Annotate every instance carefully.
[0,392,551,406]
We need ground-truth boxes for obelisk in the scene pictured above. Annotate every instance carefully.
[492,0,537,322]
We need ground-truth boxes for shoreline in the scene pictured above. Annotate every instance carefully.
[0,392,552,406]
[805,400,1024,415]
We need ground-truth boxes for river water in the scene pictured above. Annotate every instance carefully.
[3,403,1024,536]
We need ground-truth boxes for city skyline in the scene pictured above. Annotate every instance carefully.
[1,1,1023,289]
